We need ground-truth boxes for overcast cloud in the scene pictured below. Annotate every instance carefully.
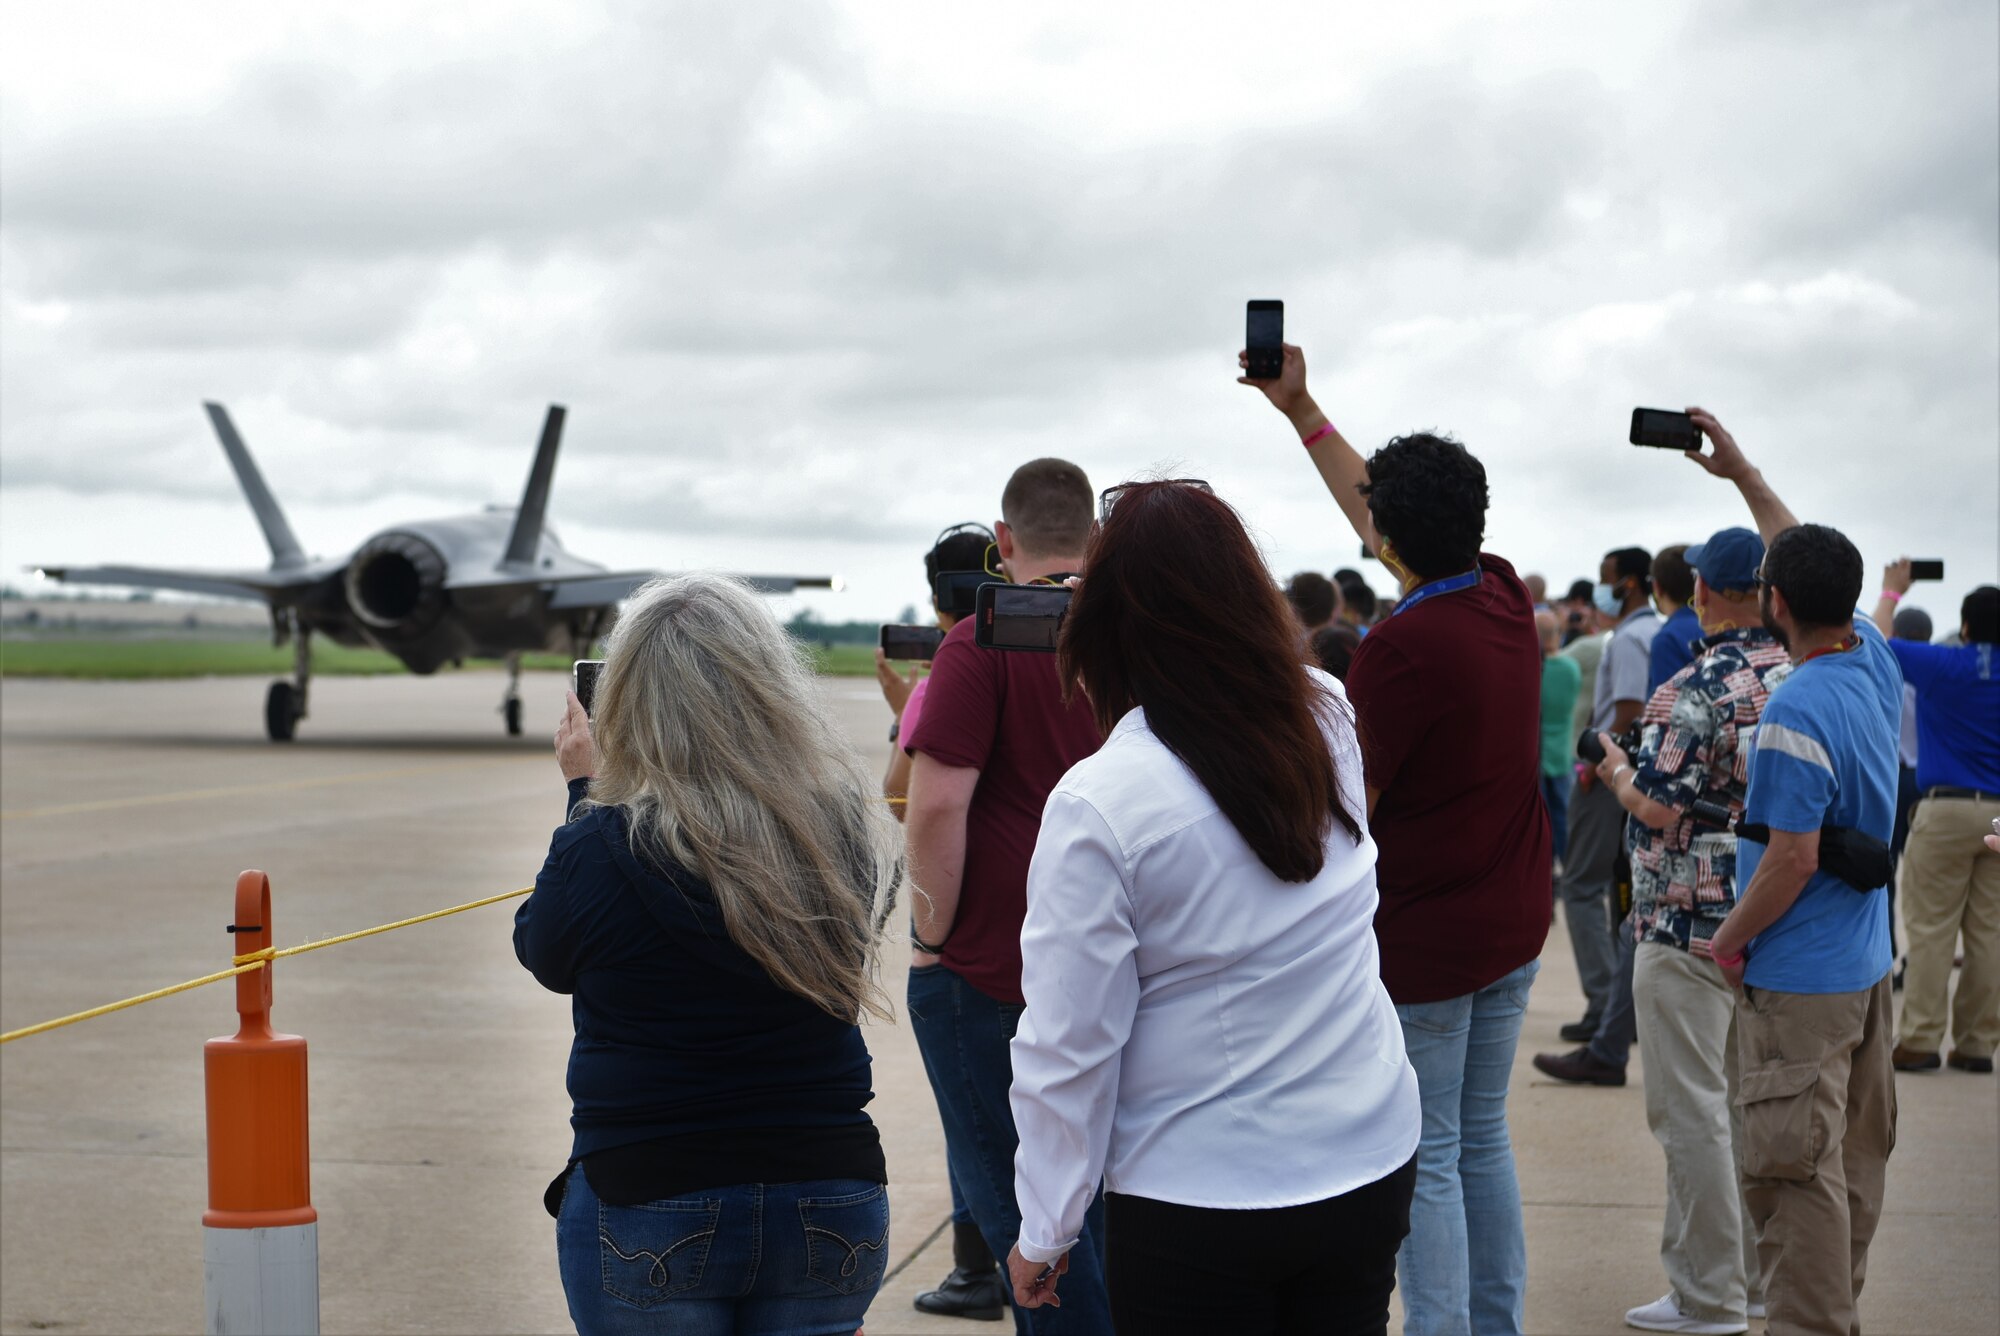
[3,0,1995,625]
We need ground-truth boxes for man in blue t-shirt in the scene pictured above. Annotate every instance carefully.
[1647,543,1702,695]
[1872,571,2000,1073]
[1686,411,1899,1336]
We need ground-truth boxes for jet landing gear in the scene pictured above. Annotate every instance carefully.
[266,625,311,742]
[500,652,524,736]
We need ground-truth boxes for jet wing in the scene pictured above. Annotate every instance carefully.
[33,562,338,605]
[539,570,839,610]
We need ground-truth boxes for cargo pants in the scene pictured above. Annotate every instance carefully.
[1735,972,1896,1336]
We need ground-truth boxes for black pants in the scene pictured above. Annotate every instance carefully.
[1104,1155,1416,1336]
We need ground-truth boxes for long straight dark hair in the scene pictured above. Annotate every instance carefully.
[1059,482,1362,881]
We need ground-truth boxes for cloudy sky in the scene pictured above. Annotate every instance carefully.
[3,0,1995,627]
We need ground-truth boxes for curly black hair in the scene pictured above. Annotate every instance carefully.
[1359,433,1488,579]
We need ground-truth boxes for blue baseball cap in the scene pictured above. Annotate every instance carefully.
[1685,527,1765,593]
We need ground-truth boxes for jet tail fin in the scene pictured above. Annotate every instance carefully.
[204,402,307,570]
[502,404,566,568]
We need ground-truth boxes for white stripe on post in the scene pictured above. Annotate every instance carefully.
[205,1223,319,1335]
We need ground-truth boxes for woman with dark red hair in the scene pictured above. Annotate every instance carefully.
[1003,480,1421,1335]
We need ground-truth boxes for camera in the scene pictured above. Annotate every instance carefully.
[1576,725,1641,768]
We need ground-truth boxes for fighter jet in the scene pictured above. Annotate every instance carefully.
[35,403,836,740]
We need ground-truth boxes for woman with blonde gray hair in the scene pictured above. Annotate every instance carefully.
[515,572,900,1335]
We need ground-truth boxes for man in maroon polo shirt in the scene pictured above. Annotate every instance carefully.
[1243,342,1551,1336]
[902,457,1112,1332]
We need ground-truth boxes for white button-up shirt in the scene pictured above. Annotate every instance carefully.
[1009,671,1421,1263]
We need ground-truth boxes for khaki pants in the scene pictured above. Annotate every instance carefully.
[1896,793,2000,1057]
[1736,974,1896,1336]
[1634,943,1762,1324]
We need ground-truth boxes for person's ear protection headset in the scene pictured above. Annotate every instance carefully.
[929,522,1000,615]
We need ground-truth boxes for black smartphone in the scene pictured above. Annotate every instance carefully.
[1246,300,1283,379]
[1909,560,1944,582]
[1630,408,1702,451]
[974,583,1071,653]
[879,624,944,662]
[573,659,606,716]
[933,570,995,618]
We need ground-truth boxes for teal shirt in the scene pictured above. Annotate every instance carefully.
[1540,653,1582,778]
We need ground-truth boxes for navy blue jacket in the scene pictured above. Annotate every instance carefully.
[515,779,878,1161]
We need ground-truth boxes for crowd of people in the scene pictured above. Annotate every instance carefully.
[507,337,1998,1336]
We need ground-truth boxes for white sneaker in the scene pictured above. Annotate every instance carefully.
[1624,1294,1750,1335]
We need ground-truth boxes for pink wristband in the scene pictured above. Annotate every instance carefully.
[1300,422,1337,449]
[1881,589,1903,603]
[1712,949,1745,969]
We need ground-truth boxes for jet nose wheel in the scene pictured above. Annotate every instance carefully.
[265,680,303,742]
[504,697,523,737]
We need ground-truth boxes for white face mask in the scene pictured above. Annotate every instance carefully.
[1592,581,1623,616]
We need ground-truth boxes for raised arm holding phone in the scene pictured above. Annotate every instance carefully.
[1241,338,1550,1336]
[1681,424,1904,1336]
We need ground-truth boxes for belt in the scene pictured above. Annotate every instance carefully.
[1924,786,2000,802]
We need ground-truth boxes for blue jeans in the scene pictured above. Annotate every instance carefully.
[1541,773,1571,864]
[1394,959,1538,1336]
[555,1167,886,1335]
[907,963,1111,1334]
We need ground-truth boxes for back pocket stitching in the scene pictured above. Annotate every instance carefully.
[598,1202,719,1305]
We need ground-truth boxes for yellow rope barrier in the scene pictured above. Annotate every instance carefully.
[230,888,532,968]
[0,887,533,1046]
[0,962,269,1045]
[0,797,912,1046]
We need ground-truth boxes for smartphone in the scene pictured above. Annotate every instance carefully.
[879,623,944,662]
[974,583,1071,653]
[1630,408,1702,451]
[573,659,606,716]
[1910,560,1944,582]
[1246,300,1284,380]
[933,569,995,618]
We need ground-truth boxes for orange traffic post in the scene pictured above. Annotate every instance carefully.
[203,870,319,1335]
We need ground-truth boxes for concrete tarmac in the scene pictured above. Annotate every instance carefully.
[1,673,1993,1335]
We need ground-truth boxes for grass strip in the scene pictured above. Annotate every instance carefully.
[0,638,880,680]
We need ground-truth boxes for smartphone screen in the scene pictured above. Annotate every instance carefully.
[1630,408,1702,451]
[573,659,606,716]
[879,624,944,661]
[1909,560,1945,582]
[1246,300,1284,379]
[974,584,1071,653]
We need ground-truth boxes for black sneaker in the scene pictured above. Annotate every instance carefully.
[1947,1050,1994,1074]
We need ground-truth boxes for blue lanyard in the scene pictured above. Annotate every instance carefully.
[1392,568,1482,616]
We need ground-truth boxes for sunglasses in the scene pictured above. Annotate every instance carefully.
[1097,479,1213,524]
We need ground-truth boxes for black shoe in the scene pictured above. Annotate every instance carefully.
[914,1265,1007,1320]
[915,1218,1008,1320]
[1559,1017,1600,1043]
[1533,1046,1627,1086]
[1947,1050,1994,1074]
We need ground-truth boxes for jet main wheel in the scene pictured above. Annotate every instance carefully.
[504,697,523,737]
[266,681,301,742]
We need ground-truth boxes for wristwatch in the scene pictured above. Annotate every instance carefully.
[888,720,900,743]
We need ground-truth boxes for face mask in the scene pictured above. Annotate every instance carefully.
[1593,581,1623,616]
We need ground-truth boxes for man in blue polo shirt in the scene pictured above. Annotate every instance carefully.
[1691,411,1899,1336]
[1873,570,2000,1073]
